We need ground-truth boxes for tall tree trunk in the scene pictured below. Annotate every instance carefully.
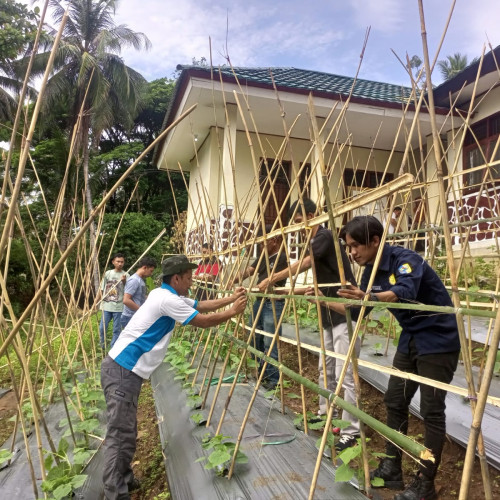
[81,123,100,297]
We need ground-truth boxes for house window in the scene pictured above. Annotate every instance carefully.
[463,113,500,188]
[259,158,291,226]
[343,168,394,188]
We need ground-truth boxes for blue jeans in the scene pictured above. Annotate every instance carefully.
[252,299,284,385]
[120,314,133,331]
[99,311,122,349]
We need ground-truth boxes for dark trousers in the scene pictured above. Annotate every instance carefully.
[252,299,284,385]
[101,356,143,499]
[384,338,459,479]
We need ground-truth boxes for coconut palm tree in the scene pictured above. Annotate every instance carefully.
[24,0,150,292]
[0,0,41,126]
[437,53,470,81]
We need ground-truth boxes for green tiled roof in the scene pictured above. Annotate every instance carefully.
[179,65,412,104]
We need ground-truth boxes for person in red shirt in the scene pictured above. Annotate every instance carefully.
[194,243,220,300]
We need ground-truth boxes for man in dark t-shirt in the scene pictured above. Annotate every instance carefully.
[257,199,360,452]
[232,227,287,388]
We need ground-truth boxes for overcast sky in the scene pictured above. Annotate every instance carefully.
[40,0,500,86]
[109,0,500,86]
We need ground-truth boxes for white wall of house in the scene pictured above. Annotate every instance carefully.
[185,127,407,237]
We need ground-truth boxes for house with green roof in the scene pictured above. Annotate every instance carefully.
[153,55,499,256]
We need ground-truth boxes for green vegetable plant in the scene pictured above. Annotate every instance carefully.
[0,449,13,466]
[187,393,203,409]
[190,412,206,425]
[41,438,93,500]
[333,438,389,489]
[284,298,319,330]
[373,342,383,356]
[196,434,248,476]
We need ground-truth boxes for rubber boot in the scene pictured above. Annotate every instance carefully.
[370,457,404,490]
[394,472,437,500]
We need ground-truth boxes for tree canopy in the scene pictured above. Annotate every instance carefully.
[1,2,187,312]
[437,53,472,81]
[0,0,40,122]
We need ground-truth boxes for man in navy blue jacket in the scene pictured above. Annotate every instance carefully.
[308,215,460,500]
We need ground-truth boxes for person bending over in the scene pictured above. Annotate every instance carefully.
[101,255,247,500]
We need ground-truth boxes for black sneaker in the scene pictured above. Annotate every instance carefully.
[335,434,359,452]
[261,379,278,391]
[394,473,437,500]
[370,457,404,490]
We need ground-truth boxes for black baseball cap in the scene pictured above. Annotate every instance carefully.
[161,255,198,277]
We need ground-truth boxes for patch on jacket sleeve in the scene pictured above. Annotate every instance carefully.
[389,274,396,285]
[397,263,412,274]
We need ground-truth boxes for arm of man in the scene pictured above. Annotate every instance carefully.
[228,265,255,287]
[197,287,246,313]
[123,293,139,311]
[257,255,312,292]
[94,272,108,307]
[305,285,398,316]
[189,295,247,328]
[123,277,141,310]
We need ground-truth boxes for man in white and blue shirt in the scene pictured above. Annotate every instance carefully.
[101,255,247,500]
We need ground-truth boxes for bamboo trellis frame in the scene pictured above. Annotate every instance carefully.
[0,2,500,499]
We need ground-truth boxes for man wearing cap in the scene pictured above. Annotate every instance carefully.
[101,255,247,500]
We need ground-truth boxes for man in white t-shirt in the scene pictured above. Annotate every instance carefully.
[101,255,247,500]
[97,253,129,350]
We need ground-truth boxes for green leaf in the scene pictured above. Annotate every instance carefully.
[58,418,69,427]
[73,449,94,465]
[46,462,69,481]
[74,418,100,434]
[337,443,361,463]
[371,476,385,487]
[308,421,326,430]
[0,449,13,465]
[53,483,72,500]
[57,438,69,456]
[70,474,88,488]
[286,392,300,399]
[235,450,248,464]
[246,358,258,368]
[81,390,104,402]
[335,463,355,482]
[44,453,54,470]
[331,419,352,430]
[190,413,205,425]
[315,431,335,449]
[207,449,231,466]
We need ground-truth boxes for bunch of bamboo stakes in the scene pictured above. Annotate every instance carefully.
[0,0,499,499]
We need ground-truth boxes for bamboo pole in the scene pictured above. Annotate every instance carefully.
[418,2,492,497]
[0,104,197,359]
